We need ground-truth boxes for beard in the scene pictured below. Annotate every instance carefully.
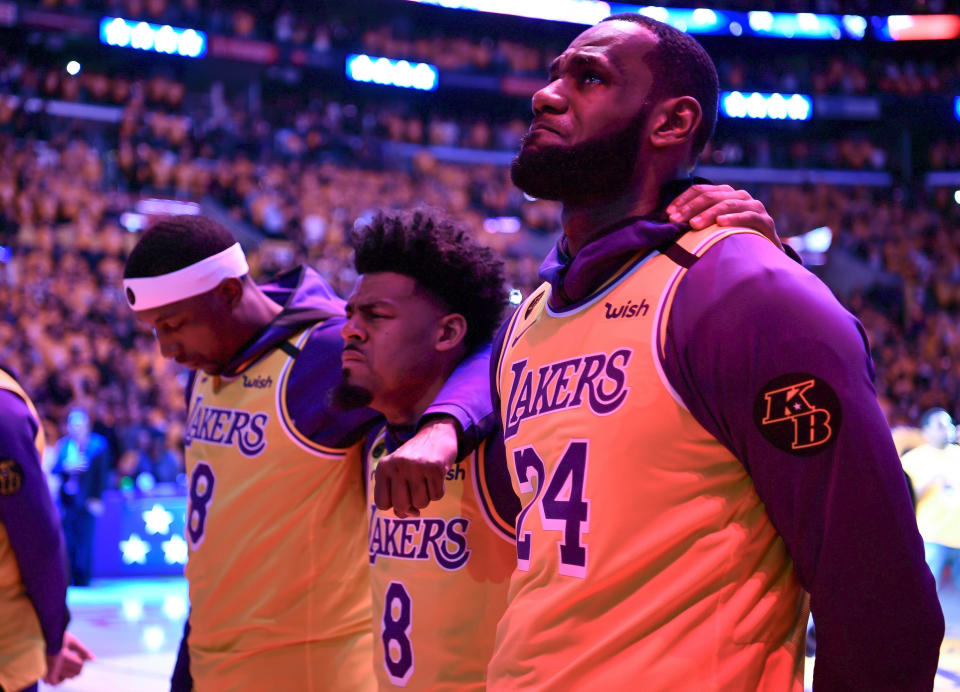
[510,107,649,203]
[329,373,374,411]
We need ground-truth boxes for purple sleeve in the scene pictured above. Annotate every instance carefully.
[418,344,496,457]
[0,389,70,655]
[662,233,943,691]
[285,317,381,448]
[480,429,520,535]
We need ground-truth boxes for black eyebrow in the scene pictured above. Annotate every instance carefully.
[347,299,395,312]
[548,53,618,80]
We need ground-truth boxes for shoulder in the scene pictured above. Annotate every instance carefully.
[293,317,348,370]
[673,231,867,357]
[0,388,38,453]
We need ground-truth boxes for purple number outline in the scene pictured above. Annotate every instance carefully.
[187,461,216,549]
[513,446,547,571]
[382,580,414,685]
[539,440,590,578]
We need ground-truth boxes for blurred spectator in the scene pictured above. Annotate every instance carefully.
[50,408,110,586]
[902,408,960,593]
[118,426,182,486]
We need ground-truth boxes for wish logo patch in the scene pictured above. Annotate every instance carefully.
[753,373,841,456]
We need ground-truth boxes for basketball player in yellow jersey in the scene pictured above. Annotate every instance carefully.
[487,13,941,692]
[0,365,93,692]
[334,209,520,690]
[122,216,494,692]
[902,408,960,592]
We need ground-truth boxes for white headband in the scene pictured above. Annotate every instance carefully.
[123,243,249,311]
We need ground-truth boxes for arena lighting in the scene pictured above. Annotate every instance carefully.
[346,54,439,91]
[402,0,610,26]
[135,198,201,216]
[746,10,846,39]
[955,96,960,121]
[954,190,960,205]
[634,6,728,34]
[65,60,81,76]
[403,0,865,39]
[508,289,524,305]
[720,91,812,121]
[873,15,960,41]
[483,216,522,234]
[143,626,166,651]
[99,17,207,58]
[786,226,832,265]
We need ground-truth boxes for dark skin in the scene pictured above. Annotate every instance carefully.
[342,272,469,518]
[525,20,779,253]
[371,23,784,518]
[135,276,281,376]
[132,272,465,517]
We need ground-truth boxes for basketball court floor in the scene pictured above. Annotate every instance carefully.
[36,577,960,691]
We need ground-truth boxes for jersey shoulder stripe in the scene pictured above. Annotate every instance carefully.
[495,282,549,402]
[276,324,351,458]
[655,227,768,359]
[473,434,517,541]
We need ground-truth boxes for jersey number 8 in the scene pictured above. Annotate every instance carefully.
[187,462,216,549]
[382,581,414,685]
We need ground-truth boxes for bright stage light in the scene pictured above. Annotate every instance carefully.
[100,17,207,58]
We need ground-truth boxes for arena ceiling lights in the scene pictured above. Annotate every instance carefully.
[346,54,439,91]
[404,1,869,39]
[872,15,960,41]
[402,2,958,41]
[720,92,813,121]
[99,17,207,58]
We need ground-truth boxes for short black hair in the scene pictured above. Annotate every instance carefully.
[601,13,719,158]
[350,209,506,352]
[124,215,238,279]
[921,407,954,428]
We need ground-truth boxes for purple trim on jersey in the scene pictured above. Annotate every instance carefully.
[0,388,70,655]
[542,250,654,316]
[367,418,517,538]
[662,233,941,689]
[539,219,682,310]
[473,432,518,541]
[202,265,492,451]
[489,186,944,690]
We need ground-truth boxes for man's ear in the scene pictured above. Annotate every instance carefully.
[214,277,244,309]
[648,96,702,150]
[435,313,468,353]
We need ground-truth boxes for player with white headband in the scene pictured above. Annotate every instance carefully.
[122,214,495,692]
[123,242,250,313]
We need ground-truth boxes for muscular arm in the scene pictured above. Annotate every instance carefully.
[0,389,70,656]
[418,343,496,456]
[662,232,943,690]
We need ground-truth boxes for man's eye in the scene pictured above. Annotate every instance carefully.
[582,73,603,85]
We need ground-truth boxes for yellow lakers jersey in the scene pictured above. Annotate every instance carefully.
[184,325,375,692]
[489,227,808,691]
[366,426,515,690]
[903,443,960,548]
[0,370,47,692]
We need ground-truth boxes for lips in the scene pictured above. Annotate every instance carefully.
[342,348,366,364]
[529,121,563,137]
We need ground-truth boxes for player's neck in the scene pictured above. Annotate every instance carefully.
[381,364,458,428]
[560,176,663,257]
[223,291,285,362]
